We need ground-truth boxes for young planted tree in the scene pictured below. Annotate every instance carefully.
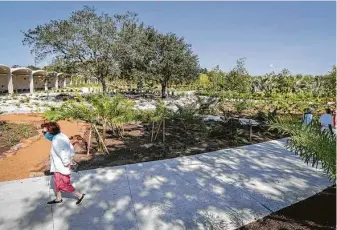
[105,94,136,138]
[149,100,171,143]
[22,6,137,93]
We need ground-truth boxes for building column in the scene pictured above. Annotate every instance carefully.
[7,72,13,94]
[29,72,34,93]
[44,79,48,91]
[55,74,59,89]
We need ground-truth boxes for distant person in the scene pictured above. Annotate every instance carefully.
[333,107,337,134]
[319,108,333,134]
[302,108,313,126]
[41,122,85,205]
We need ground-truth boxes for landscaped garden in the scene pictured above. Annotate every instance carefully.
[0,4,335,230]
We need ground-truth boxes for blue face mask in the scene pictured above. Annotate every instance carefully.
[44,132,54,141]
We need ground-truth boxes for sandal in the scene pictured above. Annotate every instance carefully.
[47,199,63,205]
[76,194,85,205]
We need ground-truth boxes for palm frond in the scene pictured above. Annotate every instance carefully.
[270,118,336,181]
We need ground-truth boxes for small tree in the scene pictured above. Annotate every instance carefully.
[149,100,170,142]
[225,58,252,93]
[106,94,136,138]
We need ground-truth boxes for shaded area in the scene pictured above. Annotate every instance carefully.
[77,119,285,171]
[0,139,332,230]
[237,186,336,230]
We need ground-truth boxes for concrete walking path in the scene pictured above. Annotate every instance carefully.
[0,139,332,230]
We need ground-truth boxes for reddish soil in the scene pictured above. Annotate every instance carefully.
[237,186,336,230]
[0,114,88,182]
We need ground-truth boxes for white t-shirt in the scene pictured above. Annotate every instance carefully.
[319,114,332,127]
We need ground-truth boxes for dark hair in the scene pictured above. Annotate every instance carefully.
[41,122,61,135]
[326,108,332,114]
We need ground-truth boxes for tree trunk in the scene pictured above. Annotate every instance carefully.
[150,122,155,142]
[102,120,107,143]
[163,119,165,143]
[87,126,92,155]
[99,75,106,94]
[161,81,167,98]
[101,77,107,94]
[93,124,109,154]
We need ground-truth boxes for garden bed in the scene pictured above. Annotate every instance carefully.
[0,121,39,157]
[74,118,285,171]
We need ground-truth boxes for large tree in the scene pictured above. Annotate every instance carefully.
[149,32,200,98]
[22,6,136,93]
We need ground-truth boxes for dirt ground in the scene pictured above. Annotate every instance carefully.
[237,186,336,230]
[76,119,285,171]
[0,114,88,182]
[0,113,285,181]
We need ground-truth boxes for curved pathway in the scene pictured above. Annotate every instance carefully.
[0,114,87,181]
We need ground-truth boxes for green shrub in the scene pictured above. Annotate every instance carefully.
[234,101,249,114]
[136,110,155,123]
[169,104,205,133]
[270,117,336,181]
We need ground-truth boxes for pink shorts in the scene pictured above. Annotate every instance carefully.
[53,172,75,193]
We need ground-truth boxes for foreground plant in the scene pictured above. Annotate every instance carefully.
[270,117,336,181]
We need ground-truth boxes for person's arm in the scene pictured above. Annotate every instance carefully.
[52,138,72,167]
[319,115,323,127]
[328,124,333,134]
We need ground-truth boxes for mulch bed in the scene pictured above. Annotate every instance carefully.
[237,186,336,230]
[76,119,285,171]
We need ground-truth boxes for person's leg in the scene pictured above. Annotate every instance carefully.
[47,173,63,204]
[61,174,85,204]
[73,191,83,199]
[56,191,62,201]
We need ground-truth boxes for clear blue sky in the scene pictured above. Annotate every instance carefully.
[0,1,335,75]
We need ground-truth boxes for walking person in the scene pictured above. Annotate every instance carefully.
[302,108,313,126]
[332,107,337,134]
[319,108,333,134]
[41,122,85,205]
